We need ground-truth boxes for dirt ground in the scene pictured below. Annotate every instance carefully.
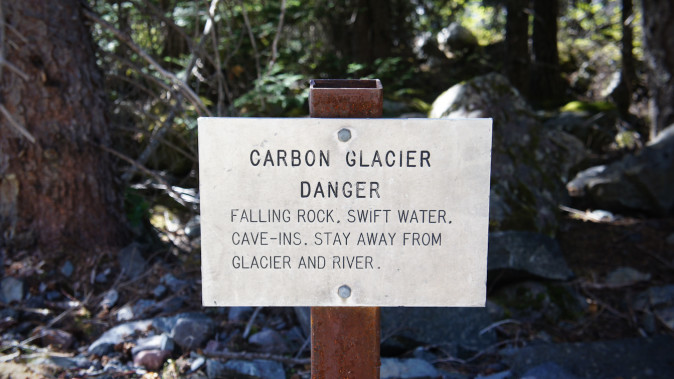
[556,215,674,341]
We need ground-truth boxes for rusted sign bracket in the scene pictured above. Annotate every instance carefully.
[309,79,382,379]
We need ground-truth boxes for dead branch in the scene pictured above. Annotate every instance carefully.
[0,104,36,143]
[114,125,197,162]
[268,0,287,70]
[243,306,263,339]
[83,9,211,116]
[202,348,310,366]
[95,142,191,209]
[237,0,261,80]
[121,100,182,182]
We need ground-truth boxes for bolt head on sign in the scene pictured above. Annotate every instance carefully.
[198,117,492,307]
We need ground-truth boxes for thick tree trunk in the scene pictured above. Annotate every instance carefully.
[611,0,635,117]
[0,1,127,253]
[641,0,674,139]
[505,0,531,98]
[323,0,411,64]
[530,0,564,108]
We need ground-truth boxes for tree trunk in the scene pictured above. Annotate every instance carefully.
[0,1,127,253]
[322,0,411,65]
[530,0,564,108]
[505,0,531,98]
[610,0,635,117]
[641,0,674,139]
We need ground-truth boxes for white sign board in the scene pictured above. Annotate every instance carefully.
[198,117,492,306]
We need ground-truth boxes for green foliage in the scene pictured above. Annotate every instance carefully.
[124,187,150,230]
[87,0,651,237]
[559,0,643,75]
[561,100,616,113]
[234,67,308,117]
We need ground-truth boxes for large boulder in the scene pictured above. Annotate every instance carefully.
[567,126,674,215]
[381,307,499,352]
[430,73,586,234]
[437,22,478,57]
[488,231,574,282]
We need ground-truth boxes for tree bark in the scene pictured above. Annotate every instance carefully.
[610,0,635,117]
[641,0,674,138]
[505,0,531,98]
[322,0,411,64]
[530,0,564,108]
[0,1,127,253]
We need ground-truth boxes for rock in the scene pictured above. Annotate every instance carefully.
[492,281,585,323]
[475,371,511,379]
[153,284,167,298]
[118,243,147,279]
[544,111,617,153]
[30,355,90,370]
[89,342,115,357]
[39,328,75,349]
[160,273,188,293]
[184,215,200,237]
[605,267,651,286]
[666,233,674,245]
[133,349,171,371]
[633,285,674,331]
[249,328,289,354]
[205,359,228,379]
[132,299,157,318]
[95,268,111,283]
[100,289,119,309]
[228,306,254,322]
[103,357,131,372]
[567,127,674,215]
[654,306,674,330]
[437,22,478,57]
[504,335,674,378]
[155,296,185,314]
[430,73,585,234]
[60,261,74,277]
[88,320,153,354]
[190,356,206,372]
[521,362,580,379]
[170,314,214,350]
[1,276,23,303]
[224,359,285,379]
[632,284,674,311]
[381,307,498,352]
[488,231,574,282]
[0,308,18,331]
[131,333,174,355]
[647,285,674,307]
[45,291,61,301]
[380,358,441,379]
[116,305,134,322]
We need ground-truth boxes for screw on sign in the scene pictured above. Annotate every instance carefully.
[310,79,382,379]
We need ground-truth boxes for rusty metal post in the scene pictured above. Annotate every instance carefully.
[309,79,382,379]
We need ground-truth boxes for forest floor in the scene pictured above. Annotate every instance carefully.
[1,214,673,378]
[557,214,674,341]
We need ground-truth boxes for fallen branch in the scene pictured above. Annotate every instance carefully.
[95,142,191,209]
[243,306,263,339]
[202,348,310,366]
